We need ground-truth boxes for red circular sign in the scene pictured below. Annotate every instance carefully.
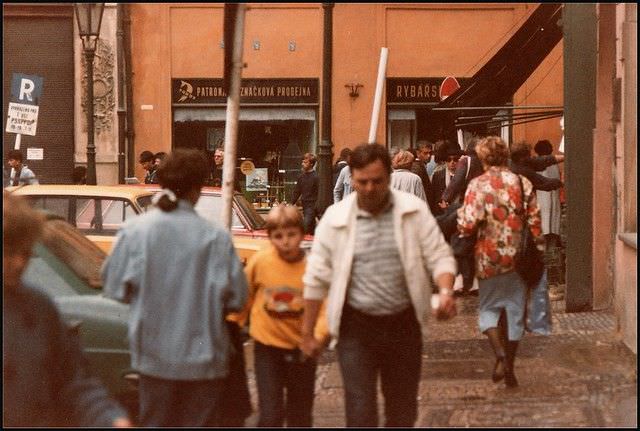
[439,76,461,101]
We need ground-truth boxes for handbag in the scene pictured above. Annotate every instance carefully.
[515,175,545,288]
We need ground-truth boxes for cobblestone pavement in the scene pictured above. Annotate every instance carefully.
[243,292,637,428]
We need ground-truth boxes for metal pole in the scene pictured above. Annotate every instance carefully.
[368,47,388,144]
[221,4,246,229]
[116,4,126,184]
[317,3,334,214]
[85,48,97,185]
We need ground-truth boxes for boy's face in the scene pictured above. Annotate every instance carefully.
[301,158,312,172]
[269,226,304,262]
[8,158,20,169]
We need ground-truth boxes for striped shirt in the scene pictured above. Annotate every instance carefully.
[346,197,411,315]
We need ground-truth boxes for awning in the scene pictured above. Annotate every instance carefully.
[433,3,564,129]
[174,107,316,122]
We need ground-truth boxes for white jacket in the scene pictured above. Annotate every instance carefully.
[303,189,456,341]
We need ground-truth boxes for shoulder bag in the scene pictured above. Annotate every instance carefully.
[515,175,545,288]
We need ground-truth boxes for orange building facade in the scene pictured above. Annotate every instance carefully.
[129,3,563,195]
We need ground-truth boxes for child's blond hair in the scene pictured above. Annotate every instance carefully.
[264,204,304,234]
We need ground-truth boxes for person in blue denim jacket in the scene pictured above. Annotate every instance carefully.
[103,149,248,427]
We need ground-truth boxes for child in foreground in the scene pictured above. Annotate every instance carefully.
[239,204,328,427]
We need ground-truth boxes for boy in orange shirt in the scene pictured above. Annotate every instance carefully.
[239,205,328,427]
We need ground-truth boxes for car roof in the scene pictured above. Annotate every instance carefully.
[9,184,156,199]
[128,184,237,195]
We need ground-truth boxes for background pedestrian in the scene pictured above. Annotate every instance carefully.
[291,153,319,235]
[102,149,248,427]
[332,147,352,190]
[457,136,543,388]
[7,149,38,186]
[411,140,437,214]
[390,150,427,202]
[71,165,88,185]
[138,150,158,184]
[533,139,562,248]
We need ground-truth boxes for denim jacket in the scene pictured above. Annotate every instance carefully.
[102,200,248,380]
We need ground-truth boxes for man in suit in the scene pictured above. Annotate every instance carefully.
[431,142,462,216]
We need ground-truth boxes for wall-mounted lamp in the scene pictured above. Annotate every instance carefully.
[345,83,363,98]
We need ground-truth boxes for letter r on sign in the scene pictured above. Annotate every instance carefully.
[19,79,35,102]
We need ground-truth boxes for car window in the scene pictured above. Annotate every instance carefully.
[195,194,244,229]
[76,198,136,234]
[25,196,71,222]
[136,195,153,211]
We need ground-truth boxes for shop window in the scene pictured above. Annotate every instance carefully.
[174,108,317,206]
[387,109,416,151]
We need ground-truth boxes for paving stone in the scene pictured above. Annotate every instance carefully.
[241,292,636,428]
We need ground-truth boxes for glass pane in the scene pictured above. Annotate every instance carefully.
[136,195,153,211]
[26,196,70,221]
[194,194,243,229]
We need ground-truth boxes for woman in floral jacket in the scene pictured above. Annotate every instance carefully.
[456,136,543,388]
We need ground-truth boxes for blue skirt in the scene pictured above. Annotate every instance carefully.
[478,271,527,341]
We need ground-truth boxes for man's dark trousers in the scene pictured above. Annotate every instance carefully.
[302,203,316,235]
[336,303,422,427]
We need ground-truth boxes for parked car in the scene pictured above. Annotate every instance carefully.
[21,213,137,418]
[9,185,309,261]
[8,185,154,254]
[128,185,313,262]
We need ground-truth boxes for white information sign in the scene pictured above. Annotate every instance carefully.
[27,148,44,160]
[6,102,39,136]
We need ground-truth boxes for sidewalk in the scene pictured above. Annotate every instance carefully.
[244,292,637,428]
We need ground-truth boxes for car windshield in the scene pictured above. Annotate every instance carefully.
[194,194,244,229]
[234,194,266,230]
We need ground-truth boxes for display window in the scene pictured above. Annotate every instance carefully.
[172,78,319,207]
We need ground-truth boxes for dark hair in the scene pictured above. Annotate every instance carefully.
[7,149,23,162]
[416,140,434,151]
[436,141,462,162]
[154,151,168,161]
[338,147,352,161]
[349,143,392,175]
[465,136,480,155]
[71,166,87,184]
[534,139,553,156]
[156,149,208,211]
[139,150,155,163]
[510,141,532,163]
[303,153,317,167]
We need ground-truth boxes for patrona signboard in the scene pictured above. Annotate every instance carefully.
[172,78,319,105]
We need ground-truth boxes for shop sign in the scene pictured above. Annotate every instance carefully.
[386,77,469,105]
[172,78,319,105]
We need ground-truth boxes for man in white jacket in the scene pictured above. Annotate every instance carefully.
[301,143,457,427]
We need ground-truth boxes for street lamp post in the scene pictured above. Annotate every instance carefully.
[74,3,105,185]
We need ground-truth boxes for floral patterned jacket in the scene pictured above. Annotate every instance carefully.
[456,166,543,280]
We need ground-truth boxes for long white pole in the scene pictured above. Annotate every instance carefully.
[14,133,22,150]
[221,4,246,230]
[368,47,388,144]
